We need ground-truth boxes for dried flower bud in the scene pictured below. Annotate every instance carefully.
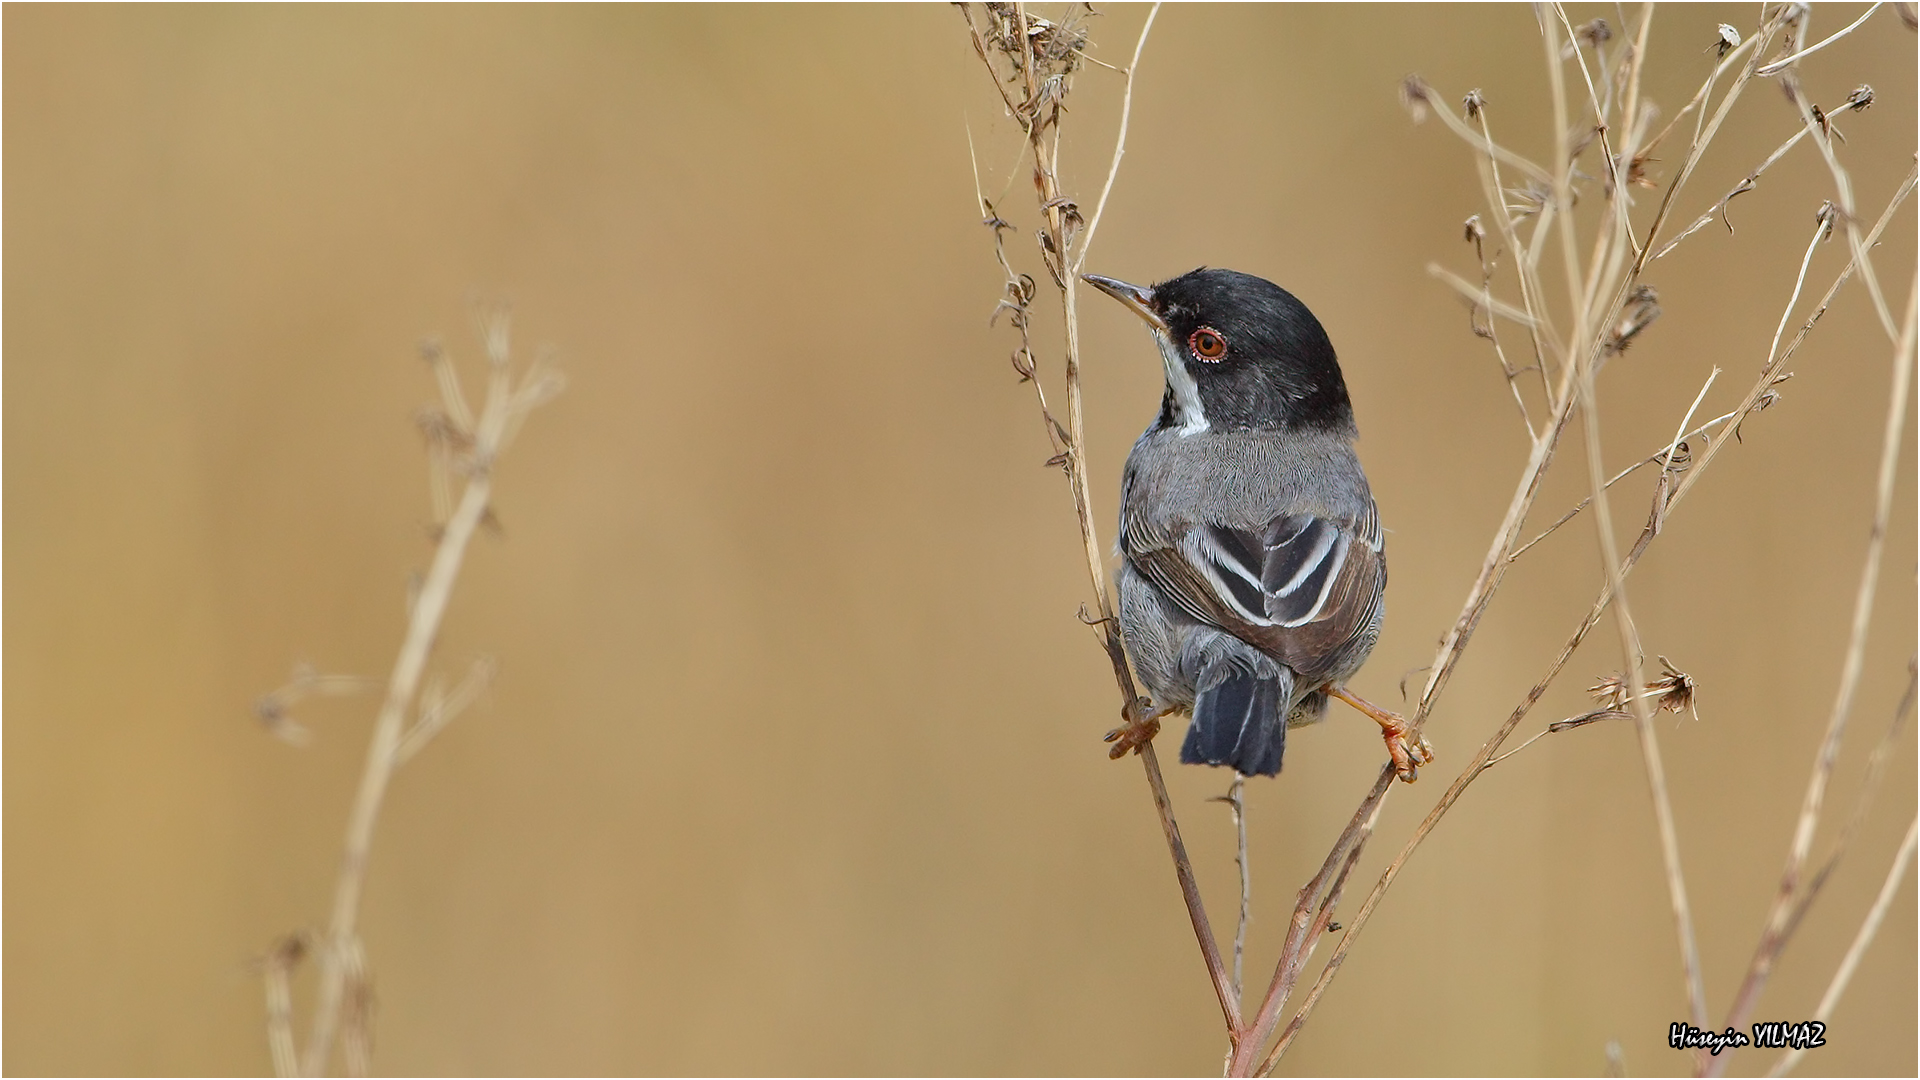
[1577,19,1612,47]
[1463,88,1486,119]
[1401,75,1433,123]
[1711,23,1742,56]
[1650,656,1698,718]
[1588,673,1630,711]
[1815,200,1837,238]
[1604,285,1662,355]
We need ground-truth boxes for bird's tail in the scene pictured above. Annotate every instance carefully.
[1182,665,1289,777]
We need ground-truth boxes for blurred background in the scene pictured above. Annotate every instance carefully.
[6,4,1914,1075]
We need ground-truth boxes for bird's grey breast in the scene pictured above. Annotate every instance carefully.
[1122,426,1374,535]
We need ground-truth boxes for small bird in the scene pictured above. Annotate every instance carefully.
[1083,268,1431,781]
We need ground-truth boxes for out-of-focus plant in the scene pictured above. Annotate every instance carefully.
[255,312,562,1076]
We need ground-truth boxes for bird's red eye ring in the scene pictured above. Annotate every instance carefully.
[1189,327,1228,361]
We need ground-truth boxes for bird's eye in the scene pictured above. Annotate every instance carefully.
[1189,327,1228,361]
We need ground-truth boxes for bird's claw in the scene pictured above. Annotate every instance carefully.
[1383,725,1435,783]
[1104,698,1163,759]
[1328,685,1434,783]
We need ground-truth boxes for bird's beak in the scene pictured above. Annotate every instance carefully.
[1081,273,1168,333]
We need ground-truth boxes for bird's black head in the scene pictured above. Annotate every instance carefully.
[1084,267,1354,436]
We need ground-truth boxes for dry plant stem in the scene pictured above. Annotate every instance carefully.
[1021,6,1241,1035]
[1235,773,1391,1076]
[1635,11,1786,273]
[1783,660,1919,945]
[1552,8,1702,1029]
[1709,277,1920,1075]
[1769,816,1919,1078]
[1268,169,1918,1073]
[1756,2,1883,75]
[1274,87,1911,1080]
[264,940,301,1078]
[1577,318,1712,1037]
[959,1,1241,1036]
[1219,775,1250,1005]
[1140,739,1240,1033]
[1072,2,1159,275]
[1650,90,1874,264]
[1509,406,1741,560]
[300,334,534,1077]
[1786,83,1899,343]
[300,445,495,1075]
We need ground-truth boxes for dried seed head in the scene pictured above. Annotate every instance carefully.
[1463,214,1486,244]
[1845,84,1876,111]
[1577,18,1612,47]
[1604,285,1662,355]
[1711,23,1742,56]
[1462,88,1486,119]
[1625,152,1659,190]
[1400,75,1433,123]
[1589,673,1630,710]
[1651,656,1698,717]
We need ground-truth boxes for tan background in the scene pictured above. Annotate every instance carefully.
[6,4,1915,1075]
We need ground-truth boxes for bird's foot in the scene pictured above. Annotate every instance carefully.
[1104,697,1166,759]
[1328,686,1434,783]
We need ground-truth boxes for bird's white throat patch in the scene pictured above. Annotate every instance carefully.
[1155,332,1209,435]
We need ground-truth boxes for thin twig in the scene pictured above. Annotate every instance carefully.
[1768,816,1918,1078]
[957,1,1241,1039]
[298,317,559,1076]
[393,656,497,766]
[263,935,304,1078]
[1781,657,1918,946]
[1636,10,1789,273]
[1072,2,1160,275]
[1239,771,1394,1077]
[1509,406,1739,561]
[1212,775,1251,1006]
[1263,133,1915,1074]
[1648,87,1877,263]
[1785,80,1899,342]
[1756,3,1883,75]
[1709,273,1920,1076]
[1428,264,1540,327]
[1554,10,1705,1035]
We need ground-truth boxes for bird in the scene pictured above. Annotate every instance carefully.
[1082,267,1431,781]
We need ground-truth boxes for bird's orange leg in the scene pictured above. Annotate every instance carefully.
[1327,686,1434,783]
[1104,697,1173,759]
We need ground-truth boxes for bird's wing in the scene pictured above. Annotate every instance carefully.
[1124,504,1383,681]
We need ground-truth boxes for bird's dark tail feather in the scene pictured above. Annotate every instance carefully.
[1183,669,1287,777]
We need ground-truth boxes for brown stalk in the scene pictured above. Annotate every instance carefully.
[1768,817,1919,1078]
[281,316,561,1076]
[1780,658,1917,946]
[1265,154,1919,1076]
[1256,9,1905,1069]
[1708,271,1920,1077]
[957,0,1245,1037]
